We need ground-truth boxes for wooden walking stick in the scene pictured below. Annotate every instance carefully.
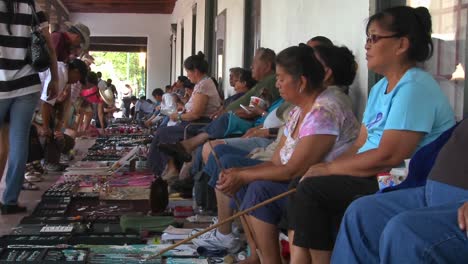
[152,188,297,258]
[206,141,263,262]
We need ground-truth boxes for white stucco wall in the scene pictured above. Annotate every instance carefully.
[261,0,370,118]
[70,13,171,96]
[171,0,206,82]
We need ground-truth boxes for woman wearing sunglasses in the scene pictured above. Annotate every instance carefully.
[287,6,455,264]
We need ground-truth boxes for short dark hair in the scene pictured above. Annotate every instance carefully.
[152,88,164,97]
[183,80,195,89]
[313,45,357,86]
[366,6,433,62]
[256,48,276,71]
[229,67,243,78]
[131,96,137,101]
[96,71,102,78]
[239,69,257,89]
[68,59,88,85]
[184,51,209,73]
[87,71,98,85]
[177,76,188,82]
[276,45,325,93]
[139,96,146,100]
[308,36,333,46]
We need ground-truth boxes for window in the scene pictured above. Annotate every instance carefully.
[374,0,467,120]
[243,0,261,68]
[407,0,467,120]
[180,21,184,76]
[215,10,227,98]
[192,4,197,55]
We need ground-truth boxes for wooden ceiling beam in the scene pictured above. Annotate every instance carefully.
[60,0,175,14]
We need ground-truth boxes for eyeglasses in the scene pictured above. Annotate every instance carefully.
[366,33,401,44]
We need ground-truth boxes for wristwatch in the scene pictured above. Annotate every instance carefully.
[177,113,183,122]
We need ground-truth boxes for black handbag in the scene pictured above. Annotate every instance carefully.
[26,0,50,72]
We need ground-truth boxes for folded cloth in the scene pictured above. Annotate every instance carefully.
[120,215,175,233]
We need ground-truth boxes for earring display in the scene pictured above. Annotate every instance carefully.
[0,248,89,263]
[0,235,70,246]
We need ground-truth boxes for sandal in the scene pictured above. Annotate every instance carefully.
[22,181,39,191]
[25,172,43,182]
[31,161,45,174]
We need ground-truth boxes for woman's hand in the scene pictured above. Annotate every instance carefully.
[217,168,246,196]
[249,105,267,116]
[54,130,64,140]
[144,119,152,127]
[169,112,179,121]
[458,202,468,232]
[300,162,331,182]
[46,80,58,101]
[242,127,269,138]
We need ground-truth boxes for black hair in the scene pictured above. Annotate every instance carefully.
[239,69,257,89]
[177,76,188,82]
[87,71,98,85]
[184,51,209,73]
[165,85,172,89]
[152,88,164,97]
[256,48,276,71]
[313,45,357,86]
[366,6,433,62]
[276,45,325,93]
[184,80,195,89]
[131,96,137,101]
[68,59,88,85]
[140,96,146,100]
[229,67,243,77]
[96,72,102,78]
[308,36,333,46]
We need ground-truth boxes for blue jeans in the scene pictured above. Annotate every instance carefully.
[0,92,40,205]
[223,137,273,152]
[203,144,252,188]
[332,180,468,264]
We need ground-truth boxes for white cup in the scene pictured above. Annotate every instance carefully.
[405,159,411,170]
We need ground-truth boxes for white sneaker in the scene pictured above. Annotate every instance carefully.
[192,228,241,253]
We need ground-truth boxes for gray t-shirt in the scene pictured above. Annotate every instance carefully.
[428,119,468,189]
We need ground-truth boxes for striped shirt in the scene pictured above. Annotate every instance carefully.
[0,0,48,99]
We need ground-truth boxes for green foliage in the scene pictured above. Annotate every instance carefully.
[90,51,146,96]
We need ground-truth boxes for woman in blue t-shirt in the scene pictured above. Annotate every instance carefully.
[287,6,455,264]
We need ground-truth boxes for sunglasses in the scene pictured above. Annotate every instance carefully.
[366,33,401,44]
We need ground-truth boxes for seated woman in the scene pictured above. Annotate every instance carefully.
[147,52,222,178]
[287,6,456,264]
[331,120,467,264]
[210,67,254,119]
[158,69,264,162]
[193,45,360,264]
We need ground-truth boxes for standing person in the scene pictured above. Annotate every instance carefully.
[42,21,90,135]
[122,84,133,117]
[0,0,58,214]
[51,22,90,63]
[106,79,118,99]
[288,6,455,264]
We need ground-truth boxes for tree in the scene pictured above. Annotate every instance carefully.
[91,51,146,96]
